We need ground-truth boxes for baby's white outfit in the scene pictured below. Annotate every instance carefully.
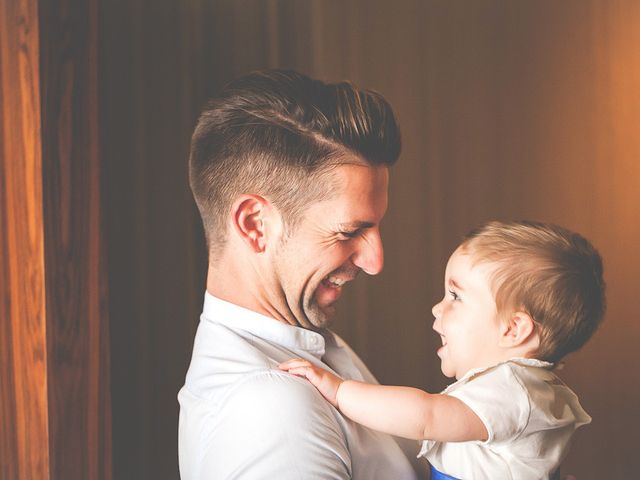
[419,358,591,480]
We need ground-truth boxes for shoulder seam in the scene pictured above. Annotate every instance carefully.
[504,363,532,443]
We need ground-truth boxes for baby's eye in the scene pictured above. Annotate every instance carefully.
[448,289,460,301]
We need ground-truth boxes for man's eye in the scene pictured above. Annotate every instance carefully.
[448,289,459,301]
[338,230,360,239]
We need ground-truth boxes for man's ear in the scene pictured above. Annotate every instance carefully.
[230,194,275,253]
[498,311,538,349]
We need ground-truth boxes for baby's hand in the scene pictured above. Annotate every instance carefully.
[279,359,343,408]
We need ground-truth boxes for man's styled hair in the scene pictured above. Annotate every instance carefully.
[189,70,401,260]
[461,220,606,363]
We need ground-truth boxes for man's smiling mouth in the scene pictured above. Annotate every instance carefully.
[323,275,347,288]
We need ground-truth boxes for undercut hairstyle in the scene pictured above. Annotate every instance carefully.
[461,220,606,364]
[189,70,401,261]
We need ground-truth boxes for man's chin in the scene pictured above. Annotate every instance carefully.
[304,302,335,329]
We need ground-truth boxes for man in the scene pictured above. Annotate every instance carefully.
[179,70,419,479]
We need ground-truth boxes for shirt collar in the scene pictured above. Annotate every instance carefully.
[202,291,327,358]
[452,357,555,387]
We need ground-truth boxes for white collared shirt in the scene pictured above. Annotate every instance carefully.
[419,358,591,480]
[178,293,418,480]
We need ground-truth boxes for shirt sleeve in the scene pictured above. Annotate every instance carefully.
[200,369,351,480]
[446,364,531,445]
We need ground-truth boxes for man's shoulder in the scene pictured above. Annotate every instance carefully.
[185,359,337,414]
[182,320,344,409]
[182,320,274,399]
[180,366,346,453]
[179,367,352,479]
[222,369,339,422]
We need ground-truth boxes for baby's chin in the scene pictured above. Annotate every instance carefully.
[439,362,460,380]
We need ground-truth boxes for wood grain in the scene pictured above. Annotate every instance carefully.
[1,0,111,478]
[0,0,50,478]
[38,0,112,478]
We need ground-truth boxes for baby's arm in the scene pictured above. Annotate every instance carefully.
[279,359,487,442]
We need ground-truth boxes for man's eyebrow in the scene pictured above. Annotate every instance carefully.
[337,221,375,230]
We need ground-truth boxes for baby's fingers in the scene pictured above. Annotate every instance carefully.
[288,367,325,390]
[279,359,312,371]
[285,366,314,379]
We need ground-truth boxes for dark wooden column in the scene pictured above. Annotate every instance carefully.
[38,0,112,478]
[0,0,112,478]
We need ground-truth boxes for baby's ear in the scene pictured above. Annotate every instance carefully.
[498,311,539,350]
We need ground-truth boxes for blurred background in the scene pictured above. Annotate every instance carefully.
[2,0,638,479]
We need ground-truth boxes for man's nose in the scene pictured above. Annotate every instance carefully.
[351,230,384,275]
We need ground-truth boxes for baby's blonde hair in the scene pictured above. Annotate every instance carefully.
[460,220,605,363]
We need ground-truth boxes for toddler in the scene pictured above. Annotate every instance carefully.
[280,220,605,480]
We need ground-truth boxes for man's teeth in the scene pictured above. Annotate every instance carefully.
[327,276,346,287]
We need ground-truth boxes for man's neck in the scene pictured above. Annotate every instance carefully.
[206,257,298,326]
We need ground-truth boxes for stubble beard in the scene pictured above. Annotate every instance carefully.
[303,294,333,330]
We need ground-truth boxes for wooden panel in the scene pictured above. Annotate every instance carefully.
[38,0,112,478]
[0,0,50,478]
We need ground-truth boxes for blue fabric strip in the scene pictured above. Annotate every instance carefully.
[430,464,461,480]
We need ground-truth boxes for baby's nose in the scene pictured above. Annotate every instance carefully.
[432,301,442,318]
